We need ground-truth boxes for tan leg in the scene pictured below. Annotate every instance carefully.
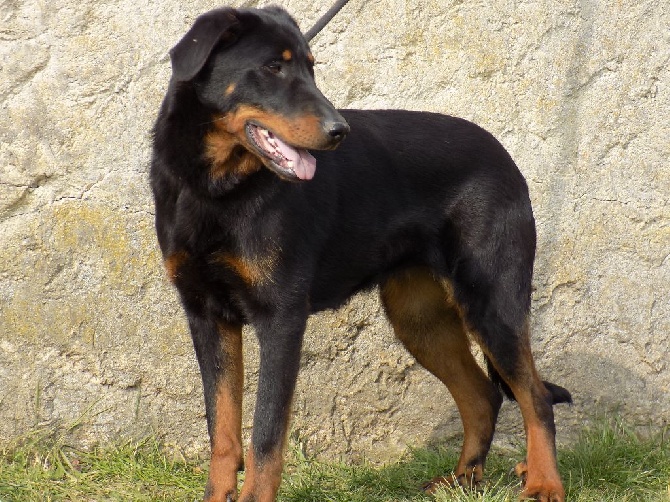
[204,322,244,502]
[237,312,306,502]
[380,268,502,491]
[483,331,564,502]
[238,447,284,502]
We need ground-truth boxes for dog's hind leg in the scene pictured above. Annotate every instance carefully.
[380,268,503,492]
[452,218,567,502]
[470,318,565,502]
[186,315,244,502]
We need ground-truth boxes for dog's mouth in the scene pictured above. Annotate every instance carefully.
[245,123,316,181]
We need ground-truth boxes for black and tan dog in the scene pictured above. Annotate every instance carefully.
[150,5,571,502]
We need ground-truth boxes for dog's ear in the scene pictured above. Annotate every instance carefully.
[170,8,242,82]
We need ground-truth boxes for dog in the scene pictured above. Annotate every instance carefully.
[150,6,571,502]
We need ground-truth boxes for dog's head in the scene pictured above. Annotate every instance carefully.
[169,6,349,181]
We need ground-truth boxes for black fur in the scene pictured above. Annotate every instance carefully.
[150,6,571,501]
[485,356,572,404]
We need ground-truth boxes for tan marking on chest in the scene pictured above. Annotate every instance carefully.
[164,250,189,283]
[214,249,279,286]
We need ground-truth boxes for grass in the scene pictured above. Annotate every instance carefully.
[0,420,668,501]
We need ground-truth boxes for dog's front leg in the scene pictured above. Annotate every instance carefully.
[186,314,244,502]
[238,313,307,502]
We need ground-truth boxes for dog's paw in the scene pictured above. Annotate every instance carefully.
[519,486,565,502]
[202,489,237,502]
[422,472,483,494]
[513,461,564,502]
[513,460,528,484]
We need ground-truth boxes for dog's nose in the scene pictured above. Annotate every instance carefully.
[324,120,350,141]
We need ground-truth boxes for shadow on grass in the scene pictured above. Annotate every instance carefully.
[280,441,521,502]
[280,419,670,502]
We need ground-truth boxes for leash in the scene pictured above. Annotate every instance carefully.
[304,0,350,41]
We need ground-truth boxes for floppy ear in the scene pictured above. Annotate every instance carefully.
[169,8,242,82]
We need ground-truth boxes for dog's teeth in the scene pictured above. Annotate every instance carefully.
[286,159,294,168]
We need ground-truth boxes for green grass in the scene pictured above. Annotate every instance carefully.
[0,420,668,501]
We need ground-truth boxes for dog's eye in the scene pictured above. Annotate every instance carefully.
[264,62,283,75]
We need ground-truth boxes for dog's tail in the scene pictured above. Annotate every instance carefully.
[485,356,572,405]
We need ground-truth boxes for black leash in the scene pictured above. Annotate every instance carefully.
[304,0,351,42]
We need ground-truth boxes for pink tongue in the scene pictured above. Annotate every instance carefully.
[273,135,317,180]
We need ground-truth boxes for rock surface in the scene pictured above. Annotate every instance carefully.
[1,0,668,461]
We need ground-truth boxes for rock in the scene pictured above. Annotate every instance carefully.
[0,0,668,460]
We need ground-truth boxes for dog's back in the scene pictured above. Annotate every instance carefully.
[300,109,532,311]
